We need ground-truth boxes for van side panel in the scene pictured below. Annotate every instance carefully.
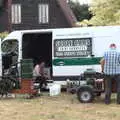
[52,26,120,78]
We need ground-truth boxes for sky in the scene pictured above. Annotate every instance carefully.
[72,0,91,4]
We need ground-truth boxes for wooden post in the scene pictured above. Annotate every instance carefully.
[0,38,2,77]
[7,0,12,32]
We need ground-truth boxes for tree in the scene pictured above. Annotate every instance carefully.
[89,0,120,25]
[68,0,92,22]
[0,31,8,40]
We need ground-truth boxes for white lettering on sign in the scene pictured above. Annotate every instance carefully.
[58,45,87,51]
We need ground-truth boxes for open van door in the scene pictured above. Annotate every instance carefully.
[0,38,2,76]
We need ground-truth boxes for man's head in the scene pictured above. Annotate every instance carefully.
[39,61,45,67]
[109,43,116,50]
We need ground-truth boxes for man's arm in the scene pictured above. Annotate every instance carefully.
[100,58,105,73]
[34,65,41,76]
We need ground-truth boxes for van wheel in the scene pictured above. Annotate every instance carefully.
[77,86,94,103]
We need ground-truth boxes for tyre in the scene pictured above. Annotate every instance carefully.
[77,86,94,103]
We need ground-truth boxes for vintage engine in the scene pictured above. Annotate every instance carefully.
[83,69,104,93]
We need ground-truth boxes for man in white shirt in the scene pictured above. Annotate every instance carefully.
[33,62,47,89]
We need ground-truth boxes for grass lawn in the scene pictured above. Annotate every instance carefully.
[0,92,119,120]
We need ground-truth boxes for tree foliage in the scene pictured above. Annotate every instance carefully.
[0,31,8,40]
[89,0,120,25]
[68,1,92,21]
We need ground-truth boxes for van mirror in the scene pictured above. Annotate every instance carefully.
[1,40,18,70]
[1,40,18,55]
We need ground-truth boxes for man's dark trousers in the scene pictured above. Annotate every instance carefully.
[104,75,120,104]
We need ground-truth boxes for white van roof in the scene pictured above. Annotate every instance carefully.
[3,26,120,42]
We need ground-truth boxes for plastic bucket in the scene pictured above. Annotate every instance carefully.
[49,84,61,96]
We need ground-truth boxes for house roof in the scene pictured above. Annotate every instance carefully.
[57,0,77,27]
